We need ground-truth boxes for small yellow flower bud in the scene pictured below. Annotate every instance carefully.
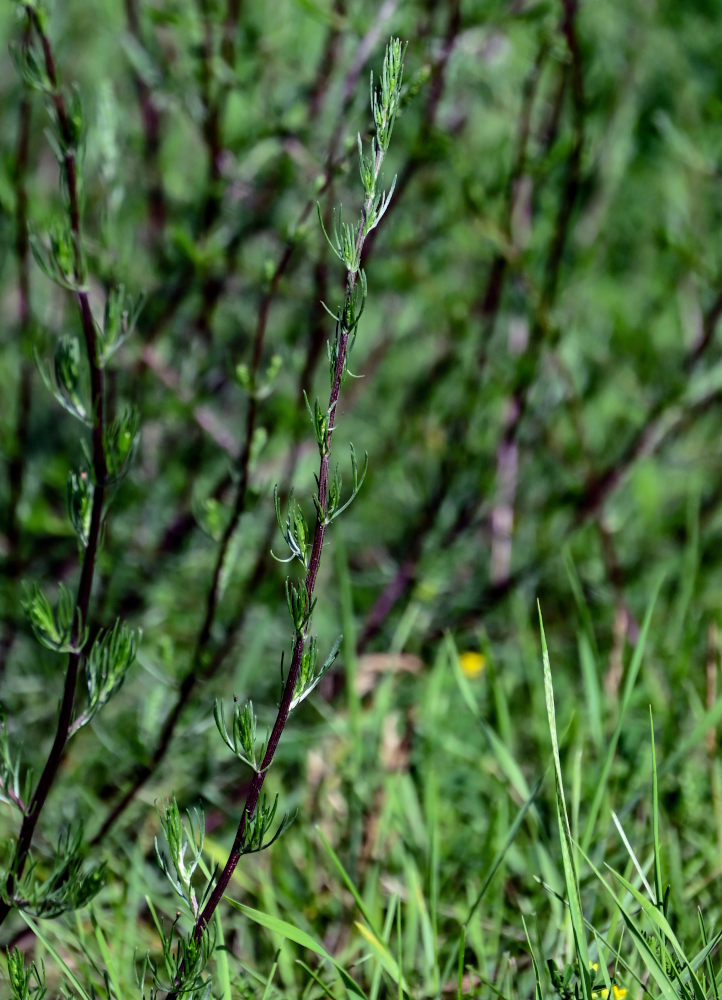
[458,652,486,678]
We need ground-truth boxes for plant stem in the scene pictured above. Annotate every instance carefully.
[0,6,108,929]
[89,20,397,843]
[164,57,396,991]
[190,274,353,946]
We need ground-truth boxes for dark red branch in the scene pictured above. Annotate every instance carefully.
[0,8,108,929]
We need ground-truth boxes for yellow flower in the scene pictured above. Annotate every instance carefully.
[458,651,486,678]
[589,966,626,1000]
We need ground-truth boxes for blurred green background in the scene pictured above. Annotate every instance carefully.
[2,0,722,995]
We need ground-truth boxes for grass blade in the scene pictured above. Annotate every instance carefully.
[581,576,662,853]
[19,912,94,1000]
[538,602,592,999]
[227,898,368,999]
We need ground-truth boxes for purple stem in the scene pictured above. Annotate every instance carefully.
[0,9,108,929]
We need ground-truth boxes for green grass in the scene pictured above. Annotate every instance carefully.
[2,0,722,996]
[4,566,722,996]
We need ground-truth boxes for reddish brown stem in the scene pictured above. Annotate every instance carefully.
[190,315,352,948]
[164,98,386,990]
[0,9,108,929]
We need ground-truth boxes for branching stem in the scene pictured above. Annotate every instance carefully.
[0,7,108,929]
[163,41,400,995]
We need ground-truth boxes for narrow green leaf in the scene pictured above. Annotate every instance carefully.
[227,899,368,999]
[19,913,93,1000]
[581,576,662,852]
[650,709,663,907]
[616,908,686,1000]
[608,869,706,1000]
[538,603,592,997]
[317,826,378,932]
[214,907,232,1000]
[522,916,544,1000]
[354,920,409,995]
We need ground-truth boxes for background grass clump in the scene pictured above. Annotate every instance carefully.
[1,0,722,997]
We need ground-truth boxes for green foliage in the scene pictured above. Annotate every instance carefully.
[272,488,311,569]
[214,698,267,772]
[284,578,316,635]
[71,619,140,735]
[103,406,140,482]
[5,948,46,1000]
[289,634,342,711]
[37,334,88,423]
[370,36,405,154]
[238,795,295,857]
[8,826,106,919]
[137,910,214,1000]
[0,712,29,815]
[317,445,368,527]
[66,467,92,547]
[2,0,722,997]
[22,582,86,654]
[155,799,208,920]
[30,227,86,293]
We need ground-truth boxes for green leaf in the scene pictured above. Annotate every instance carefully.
[103,406,140,480]
[22,582,86,654]
[354,920,409,994]
[35,336,89,423]
[70,620,139,735]
[581,576,663,852]
[538,603,592,998]
[19,914,92,1000]
[607,868,706,1000]
[66,468,93,548]
[96,284,144,365]
[214,698,267,772]
[226,900,368,999]
[290,634,342,710]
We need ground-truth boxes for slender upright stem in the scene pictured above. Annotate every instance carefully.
[90,23,403,847]
[164,40,402,995]
[188,267,356,949]
[0,7,108,929]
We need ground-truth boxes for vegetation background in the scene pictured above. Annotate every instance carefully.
[1,0,722,997]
